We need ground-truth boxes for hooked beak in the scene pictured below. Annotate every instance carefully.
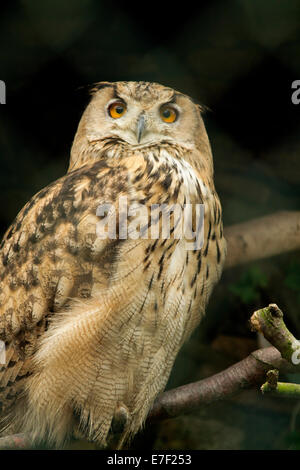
[136,114,145,143]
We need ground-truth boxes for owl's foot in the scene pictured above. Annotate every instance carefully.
[111,404,129,434]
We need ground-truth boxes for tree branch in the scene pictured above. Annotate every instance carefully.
[0,433,32,450]
[147,346,299,423]
[148,303,300,422]
[224,210,300,269]
[250,303,300,363]
[261,369,300,399]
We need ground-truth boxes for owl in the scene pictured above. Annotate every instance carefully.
[0,81,226,448]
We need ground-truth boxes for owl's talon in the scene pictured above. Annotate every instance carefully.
[111,405,129,434]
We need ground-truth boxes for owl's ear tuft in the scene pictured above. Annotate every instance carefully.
[89,81,113,95]
[190,95,211,115]
[196,103,211,115]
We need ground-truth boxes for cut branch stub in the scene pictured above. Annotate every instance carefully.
[250,303,300,364]
[260,369,279,393]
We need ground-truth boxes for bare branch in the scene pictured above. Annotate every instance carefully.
[261,369,300,398]
[147,346,299,423]
[148,303,300,423]
[261,369,279,392]
[224,211,300,269]
[250,303,300,362]
[0,433,32,450]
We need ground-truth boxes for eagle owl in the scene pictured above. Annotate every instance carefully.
[0,81,226,448]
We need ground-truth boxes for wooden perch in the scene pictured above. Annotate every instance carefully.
[261,377,300,399]
[260,369,300,398]
[0,433,32,450]
[224,210,300,269]
[252,305,300,400]
[148,346,297,422]
[250,303,300,363]
[148,304,300,422]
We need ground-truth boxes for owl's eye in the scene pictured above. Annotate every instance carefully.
[108,101,127,119]
[160,105,178,123]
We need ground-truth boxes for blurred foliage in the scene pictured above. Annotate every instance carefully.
[285,430,300,450]
[229,266,268,304]
[0,0,300,451]
[284,261,300,304]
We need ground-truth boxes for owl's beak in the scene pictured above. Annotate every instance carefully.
[137,114,145,143]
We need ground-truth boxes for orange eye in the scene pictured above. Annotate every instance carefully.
[109,101,127,119]
[160,105,177,123]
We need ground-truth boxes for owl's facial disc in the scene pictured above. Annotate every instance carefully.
[106,98,181,147]
[70,82,209,171]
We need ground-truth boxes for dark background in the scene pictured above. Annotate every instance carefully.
[1,0,300,450]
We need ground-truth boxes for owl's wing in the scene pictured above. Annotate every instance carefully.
[0,157,141,415]
[0,158,133,344]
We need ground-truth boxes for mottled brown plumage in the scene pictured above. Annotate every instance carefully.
[0,81,226,447]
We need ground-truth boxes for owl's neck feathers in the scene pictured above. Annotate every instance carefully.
[69,134,215,190]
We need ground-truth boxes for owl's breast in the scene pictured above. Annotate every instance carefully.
[108,148,226,352]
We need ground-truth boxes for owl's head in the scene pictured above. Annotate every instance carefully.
[69,81,213,173]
